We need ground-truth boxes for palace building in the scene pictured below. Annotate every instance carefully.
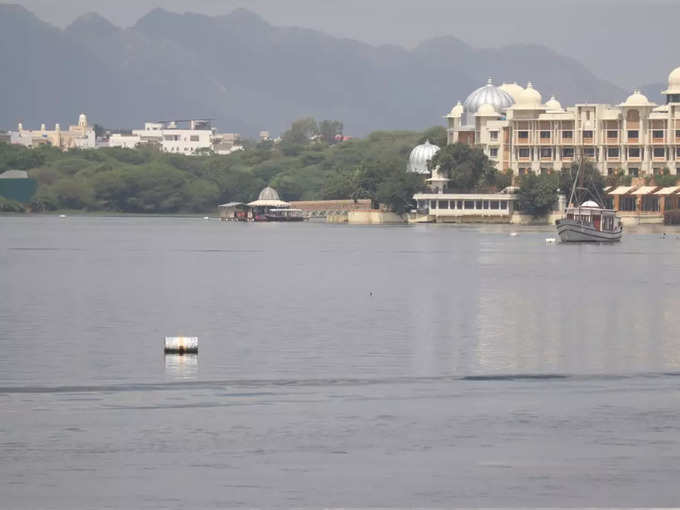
[10,113,96,150]
[445,65,680,177]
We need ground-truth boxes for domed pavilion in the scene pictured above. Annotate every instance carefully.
[247,186,290,209]
[407,139,440,174]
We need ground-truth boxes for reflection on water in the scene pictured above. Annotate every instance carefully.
[4,218,680,508]
[164,354,198,379]
[2,217,680,386]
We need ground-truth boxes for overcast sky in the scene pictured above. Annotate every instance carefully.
[13,0,680,89]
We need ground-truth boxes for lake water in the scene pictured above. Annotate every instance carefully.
[2,216,680,507]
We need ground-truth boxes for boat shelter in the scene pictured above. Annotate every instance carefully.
[247,186,290,219]
[218,202,250,221]
[607,186,638,211]
[654,186,680,213]
[632,186,660,212]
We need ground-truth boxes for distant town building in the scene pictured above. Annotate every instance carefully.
[9,114,96,150]
[445,65,680,176]
[108,119,242,155]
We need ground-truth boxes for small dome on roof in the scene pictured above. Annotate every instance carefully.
[475,103,499,116]
[663,65,680,94]
[581,200,600,208]
[407,139,440,174]
[499,82,525,102]
[545,96,563,111]
[621,89,653,107]
[258,186,281,201]
[448,101,464,117]
[517,82,542,107]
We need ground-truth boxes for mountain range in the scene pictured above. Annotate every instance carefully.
[0,3,653,137]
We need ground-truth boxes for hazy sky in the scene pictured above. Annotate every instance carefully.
[12,0,680,88]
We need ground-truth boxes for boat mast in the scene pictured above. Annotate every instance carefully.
[568,153,582,208]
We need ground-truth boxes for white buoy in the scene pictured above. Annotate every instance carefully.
[58,214,67,218]
[203,216,209,220]
[545,238,556,244]
[509,232,518,237]
[164,336,198,354]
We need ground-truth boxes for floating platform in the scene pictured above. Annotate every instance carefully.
[164,336,198,354]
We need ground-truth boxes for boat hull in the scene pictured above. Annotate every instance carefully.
[556,219,622,242]
[263,215,305,222]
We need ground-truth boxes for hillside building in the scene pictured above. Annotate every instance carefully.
[445,65,680,177]
[9,114,96,150]
[108,120,242,155]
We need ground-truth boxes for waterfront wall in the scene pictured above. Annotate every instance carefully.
[346,210,404,224]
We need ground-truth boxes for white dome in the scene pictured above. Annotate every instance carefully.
[545,96,563,111]
[620,89,653,107]
[475,103,499,116]
[407,139,440,174]
[517,82,542,107]
[663,65,680,94]
[499,82,525,102]
[447,101,464,118]
[581,200,600,208]
[462,78,514,127]
[78,113,88,127]
[258,186,281,201]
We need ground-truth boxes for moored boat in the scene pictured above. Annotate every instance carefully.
[556,201,622,242]
[262,208,306,222]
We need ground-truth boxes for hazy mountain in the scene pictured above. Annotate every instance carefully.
[2,4,630,137]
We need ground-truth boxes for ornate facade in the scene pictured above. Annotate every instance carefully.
[446,66,680,176]
[10,114,95,150]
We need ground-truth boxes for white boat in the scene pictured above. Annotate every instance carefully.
[556,154,623,243]
[556,201,622,242]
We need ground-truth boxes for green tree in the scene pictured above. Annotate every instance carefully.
[429,142,499,191]
[52,178,95,210]
[319,120,343,144]
[517,173,559,216]
[183,179,220,212]
[559,160,606,206]
[652,168,678,187]
[375,171,424,214]
[281,117,319,146]
[418,126,447,148]
[322,171,358,200]
[605,168,632,187]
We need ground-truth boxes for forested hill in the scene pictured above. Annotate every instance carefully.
[0,4,626,137]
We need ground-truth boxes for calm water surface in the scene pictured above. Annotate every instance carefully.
[1,216,680,507]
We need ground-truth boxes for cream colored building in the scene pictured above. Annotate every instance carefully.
[108,120,242,155]
[445,66,680,177]
[10,113,95,150]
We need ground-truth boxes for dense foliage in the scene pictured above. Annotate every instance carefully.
[0,122,438,213]
[517,173,559,217]
[0,119,514,215]
[558,161,606,206]
[429,142,511,192]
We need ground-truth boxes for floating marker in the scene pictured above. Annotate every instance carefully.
[58,214,67,218]
[203,216,209,220]
[509,232,518,237]
[164,336,198,354]
[545,238,556,244]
